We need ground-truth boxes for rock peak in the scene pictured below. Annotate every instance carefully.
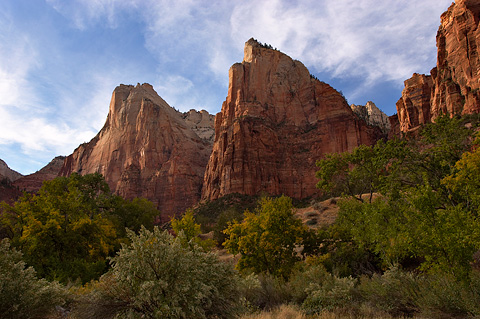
[243,38,279,63]
[203,38,382,200]
[60,83,214,219]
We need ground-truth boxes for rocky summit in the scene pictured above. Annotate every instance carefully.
[396,0,480,133]
[0,159,22,182]
[59,83,214,220]
[202,38,383,201]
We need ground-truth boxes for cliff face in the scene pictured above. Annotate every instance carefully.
[59,83,213,219]
[397,0,480,133]
[202,39,383,200]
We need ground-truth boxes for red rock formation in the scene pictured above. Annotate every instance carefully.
[59,83,213,220]
[396,73,433,132]
[396,0,480,133]
[13,156,65,193]
[202,39,383,200]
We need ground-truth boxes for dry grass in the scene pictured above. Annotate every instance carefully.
[295,197,340,228]
[239,304,430,319]
[241,304,306,319]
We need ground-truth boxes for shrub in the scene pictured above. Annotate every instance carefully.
[0,239,65,319]
[358,266,420,317]
[418,270,480,318]
[71,227,242,319]
[288,264,331,304]
[302,273,356,314]
[239,273,292,311]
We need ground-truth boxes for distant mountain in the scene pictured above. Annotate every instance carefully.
[13,156,65,193]
[0,159,22,182]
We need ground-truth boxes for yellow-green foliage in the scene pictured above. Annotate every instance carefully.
[171,209,215,250]
[223,196,308,278]
[0,173,158,283]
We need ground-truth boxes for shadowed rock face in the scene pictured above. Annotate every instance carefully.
[202,39,383,201]
[397,0,480,133]
[59,83,213,220]
[13,156,65,193]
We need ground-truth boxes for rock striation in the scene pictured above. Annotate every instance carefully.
[59,83,213,220]
[396,0,480,133]
[0,159,22,182]
[13,156,65,193]
[202,38,383,201]
[350,101,391,135]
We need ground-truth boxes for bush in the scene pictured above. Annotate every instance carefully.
[71,227,242,319]
[0,239,65,319]
[418,270,480,318]
[288,264,331,304]
[239,273,292,311]
[357,266,420,317]
[302,273,356,314]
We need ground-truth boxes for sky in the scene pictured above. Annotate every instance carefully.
[0,0,452,175]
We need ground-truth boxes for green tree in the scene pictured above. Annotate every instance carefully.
[170,209,215,250]
[0,239,65,319]
[223,196,310,278]
[72,227,242,319]
[0,173,158,283]
[315,116,480,278]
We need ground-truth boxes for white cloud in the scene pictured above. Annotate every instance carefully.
[230,0,451,84]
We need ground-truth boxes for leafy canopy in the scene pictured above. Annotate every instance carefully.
[315,115,480,278]
[223,195,313,278]
[0,173,158,283]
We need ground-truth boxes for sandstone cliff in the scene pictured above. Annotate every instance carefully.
[396,0,480,133]
[13,156,65,193]
[59,83,213,219]
[202,39,383,200]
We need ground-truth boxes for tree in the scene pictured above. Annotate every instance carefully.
[316,116,480,278]
[0,239,65,319]
[72,227,242,319]
[170,209,215,250]
[0,173,158,283]
[223,196,309,278]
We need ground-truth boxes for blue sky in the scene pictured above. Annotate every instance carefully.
[0,0,452,175]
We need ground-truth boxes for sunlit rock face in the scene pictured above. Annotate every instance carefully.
[202,38,383,201]
[350,101,391,135]
[59,83,214,220]
[397,0,480,133]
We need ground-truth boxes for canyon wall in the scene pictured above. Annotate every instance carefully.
[397,0,480,132]
[59,83,214,219]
